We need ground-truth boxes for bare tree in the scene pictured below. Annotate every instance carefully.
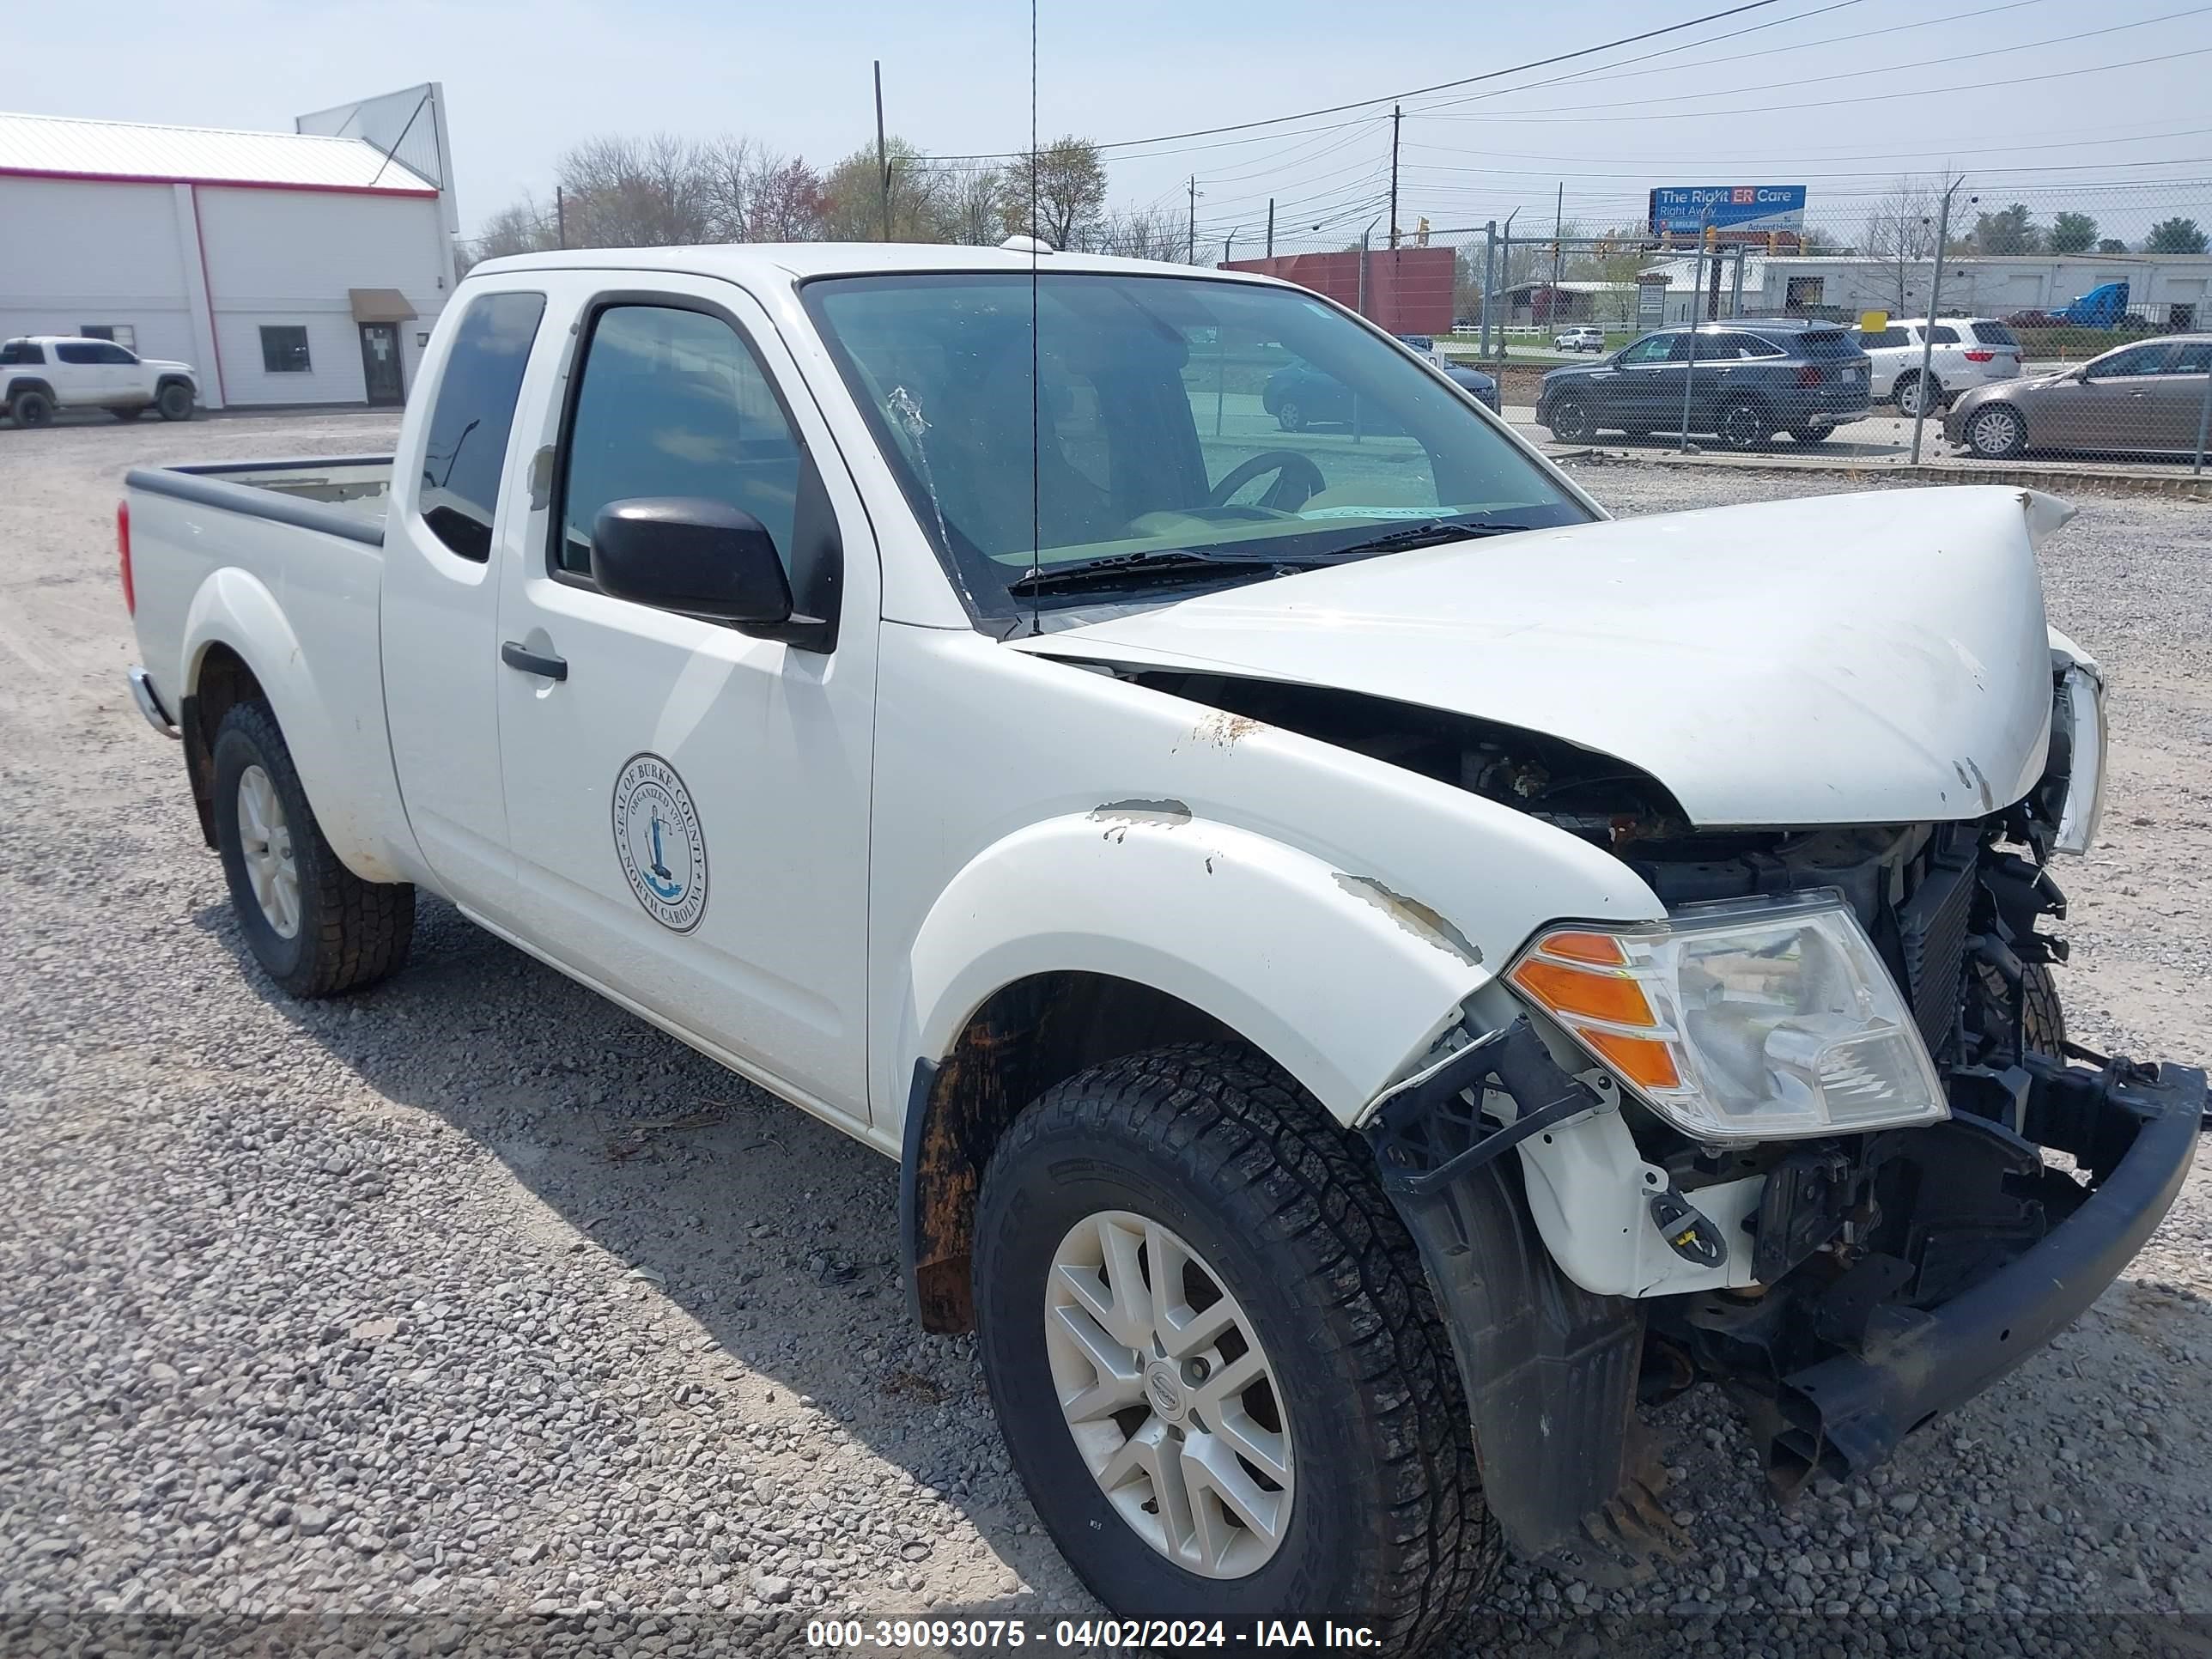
[1092,208,1191,262]
[927,160,1006,246]
[464,194,559,270]
[554,133,716,247]
[698,137,826,242]
[1856,178,1941,314]
[1001,137,1107,250]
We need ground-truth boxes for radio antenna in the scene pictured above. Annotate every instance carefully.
[1027,0,1042,636]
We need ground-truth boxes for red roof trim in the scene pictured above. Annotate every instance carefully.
[0,165,435,198]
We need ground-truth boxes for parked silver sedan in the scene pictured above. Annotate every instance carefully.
[1947,334,2212,460]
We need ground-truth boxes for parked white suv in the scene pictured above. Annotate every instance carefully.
[2,336,199,428]
[1855,318,2022,416]
[1553,325,1606,352]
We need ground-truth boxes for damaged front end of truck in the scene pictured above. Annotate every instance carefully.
[1357,654,2203,1584]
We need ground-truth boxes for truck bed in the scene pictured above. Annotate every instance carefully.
[125,456,393,542]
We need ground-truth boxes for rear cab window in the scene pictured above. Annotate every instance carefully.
[0,341,46,366]
[416,291,549,561]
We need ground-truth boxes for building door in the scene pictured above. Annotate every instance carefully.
[359,323,404,406]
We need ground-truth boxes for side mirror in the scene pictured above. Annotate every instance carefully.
[591,497,816,636]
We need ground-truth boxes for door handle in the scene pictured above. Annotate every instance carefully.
[501,641,568,681]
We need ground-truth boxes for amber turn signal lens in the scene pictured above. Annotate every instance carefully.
[1582,1028,1683,1091]
[1507,956,1657,1029]
[1534,930,1626,965]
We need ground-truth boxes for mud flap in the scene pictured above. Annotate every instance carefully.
[1365,1019,1691,1585]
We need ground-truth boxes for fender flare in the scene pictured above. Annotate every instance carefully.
[899,805,1494,1127]
[182,567,409,881]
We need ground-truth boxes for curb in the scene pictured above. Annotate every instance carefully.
[1546,447,2212,501]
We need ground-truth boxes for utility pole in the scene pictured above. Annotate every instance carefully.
[554,185,566,249]
[1911,175,1968,465]
[1478,221,1498,358]
[873,61,891,241]
[1550,181,1564,316]
[1388,106,1401,250]
[1187,175,1198,264]
[1266,198,1275,258]
[1221,228,1234,267]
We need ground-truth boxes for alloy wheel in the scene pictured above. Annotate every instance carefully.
[236,764,301,939]
[1044,1209,1293,1579]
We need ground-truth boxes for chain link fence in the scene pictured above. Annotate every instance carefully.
[1233,177,2212,471]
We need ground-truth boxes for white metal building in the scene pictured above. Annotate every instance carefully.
[0,86,459,410]
[1640,252,2212,326]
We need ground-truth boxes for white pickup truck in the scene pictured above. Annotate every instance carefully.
[4,335,198,426]
[122,243,2201,1645]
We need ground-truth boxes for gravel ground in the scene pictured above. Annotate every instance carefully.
[3,413,2209,1657]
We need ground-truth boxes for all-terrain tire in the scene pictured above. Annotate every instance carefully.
[973,1043,1500,1652]
[156,381,196,421]
[11,389,54,428]
[210,700,414,998]
[1979,959,2067,1056]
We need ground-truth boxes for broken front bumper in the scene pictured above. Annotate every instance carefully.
[1366,1025,2203,1581]
[1735,1048,2202,1487]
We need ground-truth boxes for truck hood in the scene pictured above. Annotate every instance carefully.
[1020,487,2071,828]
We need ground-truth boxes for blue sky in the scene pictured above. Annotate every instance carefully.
[14,0,2212,246]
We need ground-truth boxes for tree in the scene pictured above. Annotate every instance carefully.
[556,133,714,247]
[2146,216,2209,254]
[1857,179,1940,313]
[928,159,1007,246]
[1093,208,1192,263]
[464,195,559,270]
[698,137,826,242]
[2097,237,2129,253]
[820,136,945,241]
[1970,204,2043,255]
[2048,211,2098,253]
[1001,137,1107,251]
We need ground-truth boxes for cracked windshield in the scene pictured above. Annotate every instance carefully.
[804,271,1589,618]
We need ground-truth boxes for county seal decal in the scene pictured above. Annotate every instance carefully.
[611,754,708,933]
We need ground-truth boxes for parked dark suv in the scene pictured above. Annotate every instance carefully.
[1534,319,1873,449]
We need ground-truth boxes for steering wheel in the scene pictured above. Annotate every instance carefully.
[1207,450,1326,512]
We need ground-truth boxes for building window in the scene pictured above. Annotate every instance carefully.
[78,324,137,349]
[260,326,313,374]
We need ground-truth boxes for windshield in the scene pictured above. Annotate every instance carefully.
[801,271,1590,620]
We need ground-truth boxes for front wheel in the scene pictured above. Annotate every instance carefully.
[156,382,195,422]
[1717,398,1774,451]
[1965,403,2027,459]
[1273,400,1306,433]
[974,1046,1499,1649]
[210,700,415,997]
[1545,396,1595,442]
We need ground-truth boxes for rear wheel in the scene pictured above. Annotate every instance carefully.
[974,1045,1499,1650]
[1895,371,1942,418]
[210,700,415,998]
[11,389,53,428]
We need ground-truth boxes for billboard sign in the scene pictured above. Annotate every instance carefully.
[1648,185,1807,236]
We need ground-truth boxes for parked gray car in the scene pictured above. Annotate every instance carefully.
[1947,334,2212,459]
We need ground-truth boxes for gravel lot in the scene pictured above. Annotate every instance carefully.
[3,412,2209,1657]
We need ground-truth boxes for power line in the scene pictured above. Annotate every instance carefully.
[918,0,1803,159]
[1400,41,2212,124]
[1410,0,2045,112]
[1394,120,2212,170]
[1413,6,2212,118]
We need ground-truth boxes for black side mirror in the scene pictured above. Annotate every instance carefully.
[591,497,821,638]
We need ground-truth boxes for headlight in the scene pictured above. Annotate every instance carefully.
[1506,891,1948,1141]
[2052,662,2106,856]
